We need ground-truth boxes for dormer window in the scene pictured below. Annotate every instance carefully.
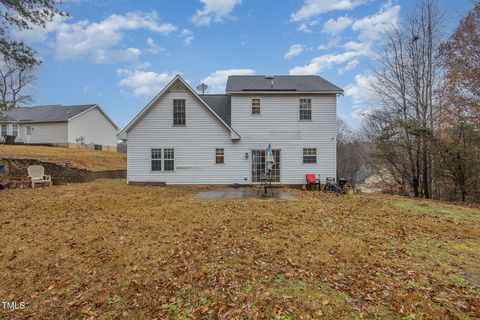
[251,99,261,115]
[173,99,186,126]
[299,99,312,121]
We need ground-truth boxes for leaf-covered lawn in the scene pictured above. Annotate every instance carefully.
[0,145,126,171]
[0,180,479,319]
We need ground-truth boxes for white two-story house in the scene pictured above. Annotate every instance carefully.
[119,74,343,185]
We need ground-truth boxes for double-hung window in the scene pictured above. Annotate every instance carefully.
[251,99,261,115]
[11,124,18,136]
[299,99,312,121]
[164,148,175,171]
[303,148,317,164]
[1,124,7,137]
[151,148,175,171]
[173,99,186,126]
[151,148,162,171]
[215,148,224,164]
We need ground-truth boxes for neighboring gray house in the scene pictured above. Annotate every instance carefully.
[0,104,118,151]
[119,74,343,185]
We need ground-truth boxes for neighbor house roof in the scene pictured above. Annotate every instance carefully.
[226,75,343,93]
[199,94,231,126]
[0,104,95,122]
[0,104,118,129]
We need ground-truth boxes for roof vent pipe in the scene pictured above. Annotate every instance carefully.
[265,76,275,88]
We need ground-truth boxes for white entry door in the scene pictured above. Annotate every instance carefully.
[26,126,32,143]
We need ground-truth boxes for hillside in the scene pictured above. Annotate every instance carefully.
[0,145,126,171]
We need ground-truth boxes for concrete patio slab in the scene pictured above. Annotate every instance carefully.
[194,188,296,201]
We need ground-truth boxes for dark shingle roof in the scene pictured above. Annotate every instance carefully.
[0,104,96,122]
[226,75,343,93]
[199,95,231,126]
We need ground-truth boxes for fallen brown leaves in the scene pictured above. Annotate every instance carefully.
[0,180,479,319]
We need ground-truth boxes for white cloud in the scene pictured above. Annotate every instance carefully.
[352,5,400,41]
[191,0,242,26]
[297,19,319,33]
[289,50,361,75]
[291,0,369,22]
[12,15,68,43]
[54,12,176,63]
[117,68,176,96]
[201,68,255,93]
[289,4,401,75]
[338,58,359,74]
[180,29,194,45]
[344,73,376,118]
[284,44,305,59]
[92,47,141,64]
[322,16,353,35]
[146,37,166,54]
[14,11,176,64]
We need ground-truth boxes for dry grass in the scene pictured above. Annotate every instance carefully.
[0,145,126,171]
[0,180,479,319]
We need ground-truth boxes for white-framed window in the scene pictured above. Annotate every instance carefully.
[151,148,162,171]
[299,99,312,121]
[303,148,317,164]
[215,148,224,164]
[1,124,7,137]
[164,148,175,171]
[173,99,186,126]
[251,98,261,115]
[12,124,18,137]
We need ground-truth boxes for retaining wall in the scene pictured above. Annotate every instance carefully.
[0,157,126,185]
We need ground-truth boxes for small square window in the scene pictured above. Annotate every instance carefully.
[251,99,261,115]
[164,148,175,171]
[303,148,317,164]
[151,148,162,171]
[173,99,186,126]
[215,148,224,164]
[299,99,312,121]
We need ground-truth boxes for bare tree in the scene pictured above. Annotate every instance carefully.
[0,60,35,111]
[337,118,367,188]
[363,0,443,198]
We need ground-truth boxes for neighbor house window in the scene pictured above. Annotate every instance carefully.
[299,99,312,120]
[303,148,317,164]
[215,148,224,164]
[173,99,186,126]
[151,148,162,171]
[164,148,175,171]
[251,98,261,115]
[1,125,7,137]
[12,124,18,136]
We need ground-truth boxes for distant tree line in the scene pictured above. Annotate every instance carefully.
[342,0,480,203]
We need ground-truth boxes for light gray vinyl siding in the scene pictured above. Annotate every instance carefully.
[67,107,118,147]
[127,87,249,184]
[230,94,337,184]
[18,122,68,144]
[127,86,337,184]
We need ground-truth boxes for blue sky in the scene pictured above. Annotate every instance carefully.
[14,0,474,128]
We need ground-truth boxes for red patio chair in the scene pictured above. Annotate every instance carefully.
[306,173,320,191]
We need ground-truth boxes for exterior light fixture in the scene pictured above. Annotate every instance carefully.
[245,152,249,160]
